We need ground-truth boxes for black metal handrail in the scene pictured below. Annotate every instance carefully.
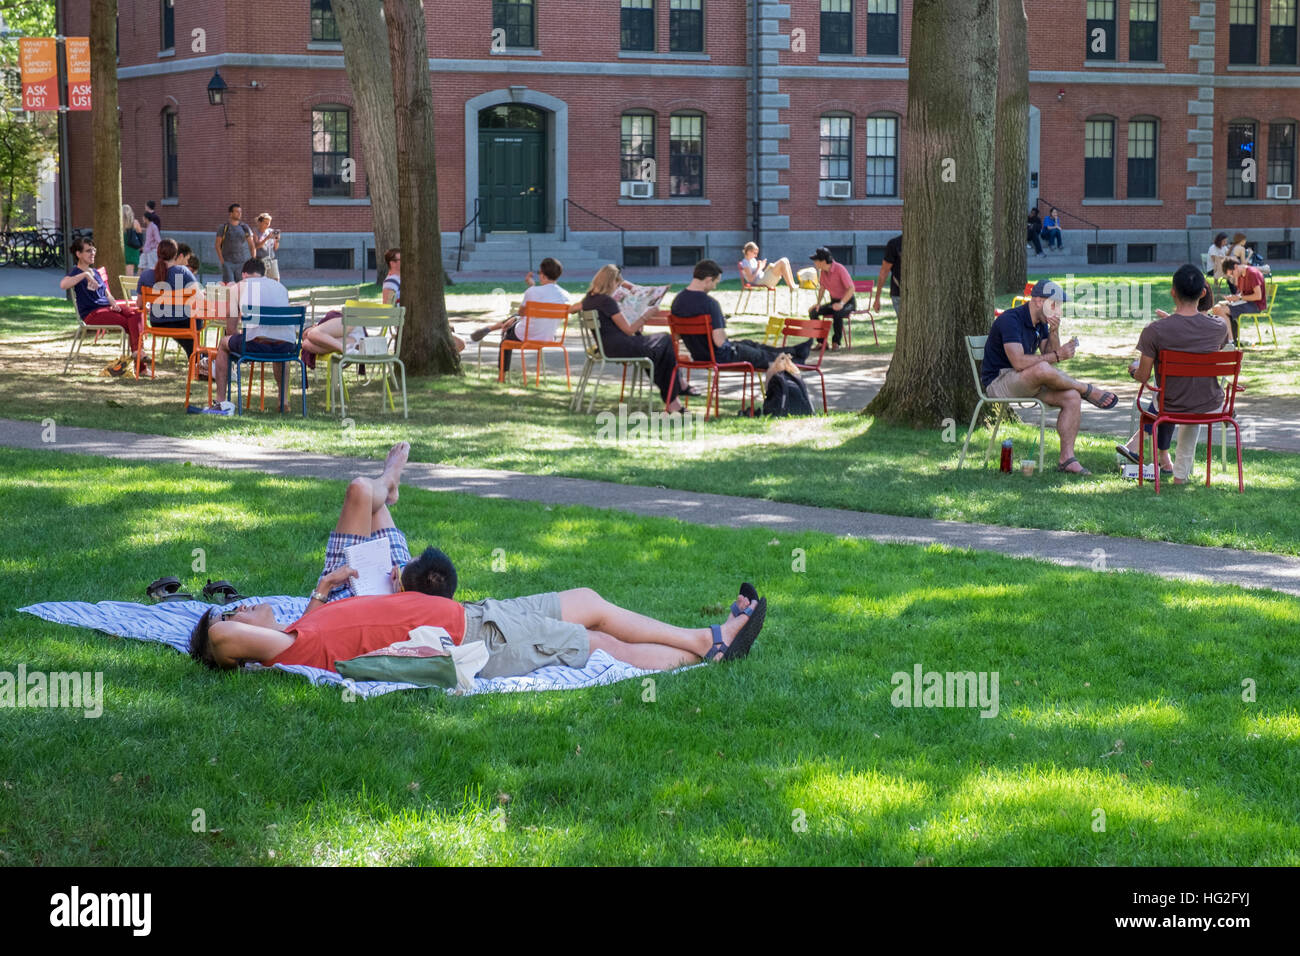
[1034,196,1100,249]
[562,199,625,266]
[456,198,481,271]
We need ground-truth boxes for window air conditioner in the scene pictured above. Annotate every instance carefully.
[821,180,852,199]
[1267,184,1293,200]
[621,181,653,199]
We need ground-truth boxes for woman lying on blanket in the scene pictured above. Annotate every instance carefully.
[188,442,767,678]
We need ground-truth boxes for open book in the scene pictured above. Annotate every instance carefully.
[342,537,396,596]
[613,283,669,324]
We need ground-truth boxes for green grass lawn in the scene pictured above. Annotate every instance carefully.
[3,273,1298,556]
[1,449,1297,865]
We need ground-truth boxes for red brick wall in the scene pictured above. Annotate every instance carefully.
[59,0,1300,243]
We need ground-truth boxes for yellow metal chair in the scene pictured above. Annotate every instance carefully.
[1251,280,1279,347]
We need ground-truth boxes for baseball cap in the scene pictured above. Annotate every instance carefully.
[1030,279,1068,302]
[810,247,833,262]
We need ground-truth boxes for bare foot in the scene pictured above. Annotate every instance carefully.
[381,441,410,504]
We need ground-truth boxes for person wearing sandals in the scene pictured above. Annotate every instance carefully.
[980,278,1119,475]
[186,442,767,677]
[1115,265,1230,484]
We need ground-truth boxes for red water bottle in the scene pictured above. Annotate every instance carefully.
[1000,439,1013,473]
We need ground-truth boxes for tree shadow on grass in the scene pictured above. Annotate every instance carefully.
[3,450,1300,864]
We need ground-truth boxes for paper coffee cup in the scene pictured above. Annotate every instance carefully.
[1021,460,1035,475]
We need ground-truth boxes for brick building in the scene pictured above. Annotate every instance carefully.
[63,0,1300,271]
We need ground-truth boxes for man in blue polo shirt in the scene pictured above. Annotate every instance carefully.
[981,279,1119,475]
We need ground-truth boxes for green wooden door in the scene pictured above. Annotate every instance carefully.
[479,129,547,233]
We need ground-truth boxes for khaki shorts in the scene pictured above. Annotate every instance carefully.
[462,591,590,678]
[985,367,1044,399]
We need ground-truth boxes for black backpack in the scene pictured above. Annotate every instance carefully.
[761,371,814,417]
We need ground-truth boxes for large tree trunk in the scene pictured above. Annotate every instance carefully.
[89,0,124,297]
[865,0,998,427]
[384,0,458,375]
[993,0,1029,294]
[332,0,400,264]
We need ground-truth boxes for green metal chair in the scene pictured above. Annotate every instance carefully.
[329,304,407,419]
[570,309,653,414]
[309,286,361,326]
[957,334,1045,471]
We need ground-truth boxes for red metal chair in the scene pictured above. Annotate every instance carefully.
[498,300,573,388]
[779,317,831,413]
[850,279,878,346]
[665,314,758,420]
[1011,281,1035,307]
[1136,349,1245,493]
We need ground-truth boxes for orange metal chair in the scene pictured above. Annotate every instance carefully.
[498,300,573,388]
[737,262,778,316]
[1136,349,1245,494]
[780,317,831,413]
[665,314,758,419]
[139,284,209,406]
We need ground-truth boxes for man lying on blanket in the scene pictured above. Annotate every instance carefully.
[188,442,766,678]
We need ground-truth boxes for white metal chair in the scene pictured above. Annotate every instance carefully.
[957,334,1046,471]
[570,309,653,414]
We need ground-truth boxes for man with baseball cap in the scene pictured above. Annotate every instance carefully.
[980,278,1119,475]
[807,247,856,349]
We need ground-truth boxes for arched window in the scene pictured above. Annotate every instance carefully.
[819,114,852,187]
[865,113,898,197]
[621,112,656,187]
[1226,119,1257,199]
[669,112,704,197]
[1127,117,1158,199]
[312,107,352,197]
[1084,116,1115,198]
[162,109,179,199]
[1268,120,1296,195]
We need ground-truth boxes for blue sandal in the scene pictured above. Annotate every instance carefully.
[729,582,760,617]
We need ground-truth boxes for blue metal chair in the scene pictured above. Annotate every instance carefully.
[232,305,309,417]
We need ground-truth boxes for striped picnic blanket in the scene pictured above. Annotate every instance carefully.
[18,598,660,699]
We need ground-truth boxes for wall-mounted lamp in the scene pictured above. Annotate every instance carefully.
[1057,88,1066,102]
[206,69,263,127]
[206,69,228,106]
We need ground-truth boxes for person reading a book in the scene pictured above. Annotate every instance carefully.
[187,442,768,676]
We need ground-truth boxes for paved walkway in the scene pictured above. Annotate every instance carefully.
[4,417,1298,596]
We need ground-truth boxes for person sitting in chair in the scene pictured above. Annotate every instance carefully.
[739,242,798,294]
[1210,257,1266,345]
[1114,264,1230,484]
[980,278,1119,475]
[672,259,813,372]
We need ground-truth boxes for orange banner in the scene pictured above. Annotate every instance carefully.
[19,38,58,111]
[66,37,92,111]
